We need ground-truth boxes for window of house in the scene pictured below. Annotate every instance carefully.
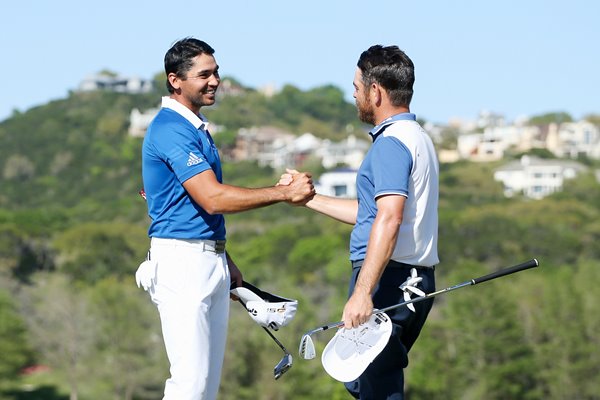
[334,185,348,197]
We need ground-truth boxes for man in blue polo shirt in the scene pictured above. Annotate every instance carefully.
[139,37,315,400]
[283,45,439,399]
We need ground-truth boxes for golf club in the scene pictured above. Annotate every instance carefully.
[237,300,293,379]
[299,258,539,360]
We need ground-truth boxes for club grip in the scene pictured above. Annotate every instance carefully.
[472,259,539,285]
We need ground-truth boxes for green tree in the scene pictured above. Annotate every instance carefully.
[0,288,32,387]
[86,277,166,400]
[583,113,600,126]
[287,234,346,284]
[52,222,147,283]
[527,262,600,399]
[0,223,53,282]
[408,261,541,400]
[20,273,96,400]
[527,111,573,125]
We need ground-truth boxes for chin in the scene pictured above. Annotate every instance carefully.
[198,98,216,107]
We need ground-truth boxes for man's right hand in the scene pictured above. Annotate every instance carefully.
[277,168,298,186]
[281,170,315,204]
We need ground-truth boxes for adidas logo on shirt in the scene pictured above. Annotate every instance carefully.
[187,152,203,166]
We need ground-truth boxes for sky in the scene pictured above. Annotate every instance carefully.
[1,0,598,125]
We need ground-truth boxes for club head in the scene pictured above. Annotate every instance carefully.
[299,333,316,360]
[274,353,292,379]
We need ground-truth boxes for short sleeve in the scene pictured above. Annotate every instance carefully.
[161,125,212,183]
[370,136,413,198]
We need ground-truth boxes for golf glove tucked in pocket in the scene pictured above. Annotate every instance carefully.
[135,259,158,292]
[399,268,426,312]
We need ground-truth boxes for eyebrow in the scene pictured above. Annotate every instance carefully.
[194,65,220,76]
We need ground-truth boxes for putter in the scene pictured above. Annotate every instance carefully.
[299,258,539,360]
[237,300,293,379]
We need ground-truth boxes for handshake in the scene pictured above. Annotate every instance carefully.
[277,168,315,205]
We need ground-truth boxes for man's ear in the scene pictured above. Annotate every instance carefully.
[167,72,181,91]
[371,83,383,106]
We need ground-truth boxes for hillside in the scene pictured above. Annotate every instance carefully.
[0,81,359,224]
[1,83,600,400]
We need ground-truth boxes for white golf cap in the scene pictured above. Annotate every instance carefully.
[321,312,392,382]
[230,281,298,330]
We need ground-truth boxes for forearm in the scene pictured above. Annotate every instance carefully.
[183,170,314,214]
[305,194,358,224]
[199,183,287,214]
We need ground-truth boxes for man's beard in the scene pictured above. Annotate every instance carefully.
[357,99,375,125]
[187,89,216,109]
[191,98,211,109]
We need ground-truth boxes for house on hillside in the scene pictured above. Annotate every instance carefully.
[128,107,224,138]
[316,135,370,169]
[552,120,600,159]
[231,128,370,170]
[79,73,153,94]
[129,107,159,137]
[232,126,296,168]
[493,155,586,199]
[315,168,357,198]
[457,125,540,162]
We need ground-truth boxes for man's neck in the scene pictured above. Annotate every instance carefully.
[170,94,200,115]
[374,106,410,125]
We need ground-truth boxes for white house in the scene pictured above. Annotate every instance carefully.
[457,125,540,162]
[128,107,159,137]
[316,135,370,169]
[231,128,370,170]
[79,73,153,94]
[493,155,586,199]
[128,107,223,138]
[315,168,358,198]
[553,121,600,159]
[232,126,296,168]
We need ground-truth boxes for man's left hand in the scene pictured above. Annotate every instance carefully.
[227,255,243,299]
[342,291,373,329]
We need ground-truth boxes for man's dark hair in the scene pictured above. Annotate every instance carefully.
[357,45,415,107]
[164,38,215,93]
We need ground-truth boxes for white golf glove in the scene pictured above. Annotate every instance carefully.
[135,259,157,292]
[245,299,298,330]
[399,268,426,312]
[230,281,298,331]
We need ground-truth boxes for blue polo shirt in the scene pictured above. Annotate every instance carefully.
[142,97,225,240]
[350,113,439,266]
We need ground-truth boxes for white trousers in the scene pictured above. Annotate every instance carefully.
[149,238,230,400]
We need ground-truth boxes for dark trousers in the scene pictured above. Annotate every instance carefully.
[344,260,435,400]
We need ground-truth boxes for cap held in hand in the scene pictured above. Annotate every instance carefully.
[321,311,392,382]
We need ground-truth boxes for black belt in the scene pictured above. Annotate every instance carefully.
[351,259,434,270]
[201,239,226,254]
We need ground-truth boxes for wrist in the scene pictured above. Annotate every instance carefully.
[275,184,291,202]
[353,282,372,297]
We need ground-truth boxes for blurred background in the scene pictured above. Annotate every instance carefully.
[1,1,599,399]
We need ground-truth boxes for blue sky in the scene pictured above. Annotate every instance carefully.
[1,0,598,124]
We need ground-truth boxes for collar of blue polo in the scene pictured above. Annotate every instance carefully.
[161,96,210,131]
[369,112,416,141]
